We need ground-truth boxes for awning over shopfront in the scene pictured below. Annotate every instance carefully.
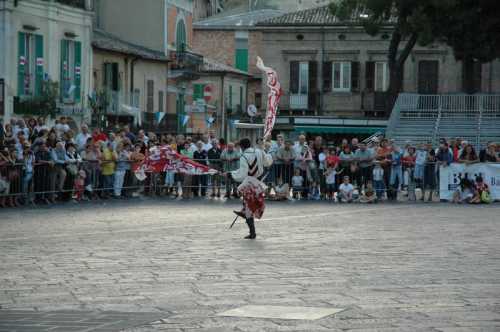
[294,126,385,135]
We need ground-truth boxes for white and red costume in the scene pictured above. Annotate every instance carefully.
[231,147,273,219]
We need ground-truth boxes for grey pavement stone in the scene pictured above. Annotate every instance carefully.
[0,200,499,331]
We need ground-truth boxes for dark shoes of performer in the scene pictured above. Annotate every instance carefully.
[244,234,257,239]
[233,210,246,218]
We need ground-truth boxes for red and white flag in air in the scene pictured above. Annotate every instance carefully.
[257,56,282,139]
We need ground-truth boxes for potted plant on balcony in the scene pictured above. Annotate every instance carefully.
[14,79,59,119]
[88,90,109,130]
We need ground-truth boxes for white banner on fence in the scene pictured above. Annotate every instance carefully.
[440,163,500,201]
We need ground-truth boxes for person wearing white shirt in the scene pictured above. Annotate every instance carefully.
[75,124,92,152]
[338,176,354,203]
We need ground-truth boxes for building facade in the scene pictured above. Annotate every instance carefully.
[193,9,283,138]
[92,29,169,129]
[257,6,500,139]
[94,0,203,133]
[0,0,93,124]
[189,58,250,139]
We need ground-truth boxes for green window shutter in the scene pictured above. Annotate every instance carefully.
[74,41,82,102]
[60,39,68,101]
[35,35,44,96]
[229,85,232,108]
[176,20,186,52]
[193,84,204,100]
[18,32,26,96]
[235,49,248,72]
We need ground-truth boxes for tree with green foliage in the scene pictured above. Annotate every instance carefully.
[436,0,500,93]
[330,0,448,108]
[330,0,500,105]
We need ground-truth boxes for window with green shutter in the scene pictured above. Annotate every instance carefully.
[34,35,44,96]
[60,39,81,103]
[235,32,248,72]
[18,32,43,97]
[193,84,204,101]
[18,32,26,96]
[176,20,186,52]
[74,41,81,102]
[235,49,248,72]
[228,85,232,109]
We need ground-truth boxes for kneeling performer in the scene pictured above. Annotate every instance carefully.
[231,138,273,239]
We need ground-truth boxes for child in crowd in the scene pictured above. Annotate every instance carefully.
[360,181,376,203]
[338,176,354,203]
[291,168,304,199]
[452,178,475,204]
[325,166,340,201]
[73,170,86,202]
[471,176,491,204]
[372,162,385,200]
[309,182,321,200]
[273,178,290,201]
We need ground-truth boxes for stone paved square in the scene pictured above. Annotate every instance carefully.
[1,200,500,331]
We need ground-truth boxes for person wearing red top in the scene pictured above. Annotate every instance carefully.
[326,147,340,169]
[92,128,107,143]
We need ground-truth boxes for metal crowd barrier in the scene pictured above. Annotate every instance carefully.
[0,159,498,207]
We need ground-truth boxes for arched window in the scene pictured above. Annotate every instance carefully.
[176,19,186,52]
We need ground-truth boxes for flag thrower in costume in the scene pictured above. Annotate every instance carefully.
[256,56,282,139]
[134,145,217,180]
[230,138,273,239]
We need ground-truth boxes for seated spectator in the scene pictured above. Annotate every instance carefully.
[471,176,491,204]
[273,178,290,201]
[452,178,475,204]
[338,176,354,203]
[360,181,376,203]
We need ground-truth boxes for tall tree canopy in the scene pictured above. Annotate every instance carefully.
[437,0,500,93]
[330,0,500,104]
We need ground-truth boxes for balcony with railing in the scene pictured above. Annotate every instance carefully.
[41,0,89,10]
[105,90,140,116]
[289,94,308,110]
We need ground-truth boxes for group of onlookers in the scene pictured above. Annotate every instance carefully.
[1,116,499,208]
[264,135,499,203]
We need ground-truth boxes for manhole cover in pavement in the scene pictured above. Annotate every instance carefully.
[217,305,345,321]
[0,310,165,332]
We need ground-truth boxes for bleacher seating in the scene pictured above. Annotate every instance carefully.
[387,93,500,149]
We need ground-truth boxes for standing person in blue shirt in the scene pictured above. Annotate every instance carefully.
[389,145,403,200]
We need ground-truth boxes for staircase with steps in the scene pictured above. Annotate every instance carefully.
[386,94,500,149]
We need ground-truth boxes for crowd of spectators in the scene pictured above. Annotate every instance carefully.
[1,116,499,208]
